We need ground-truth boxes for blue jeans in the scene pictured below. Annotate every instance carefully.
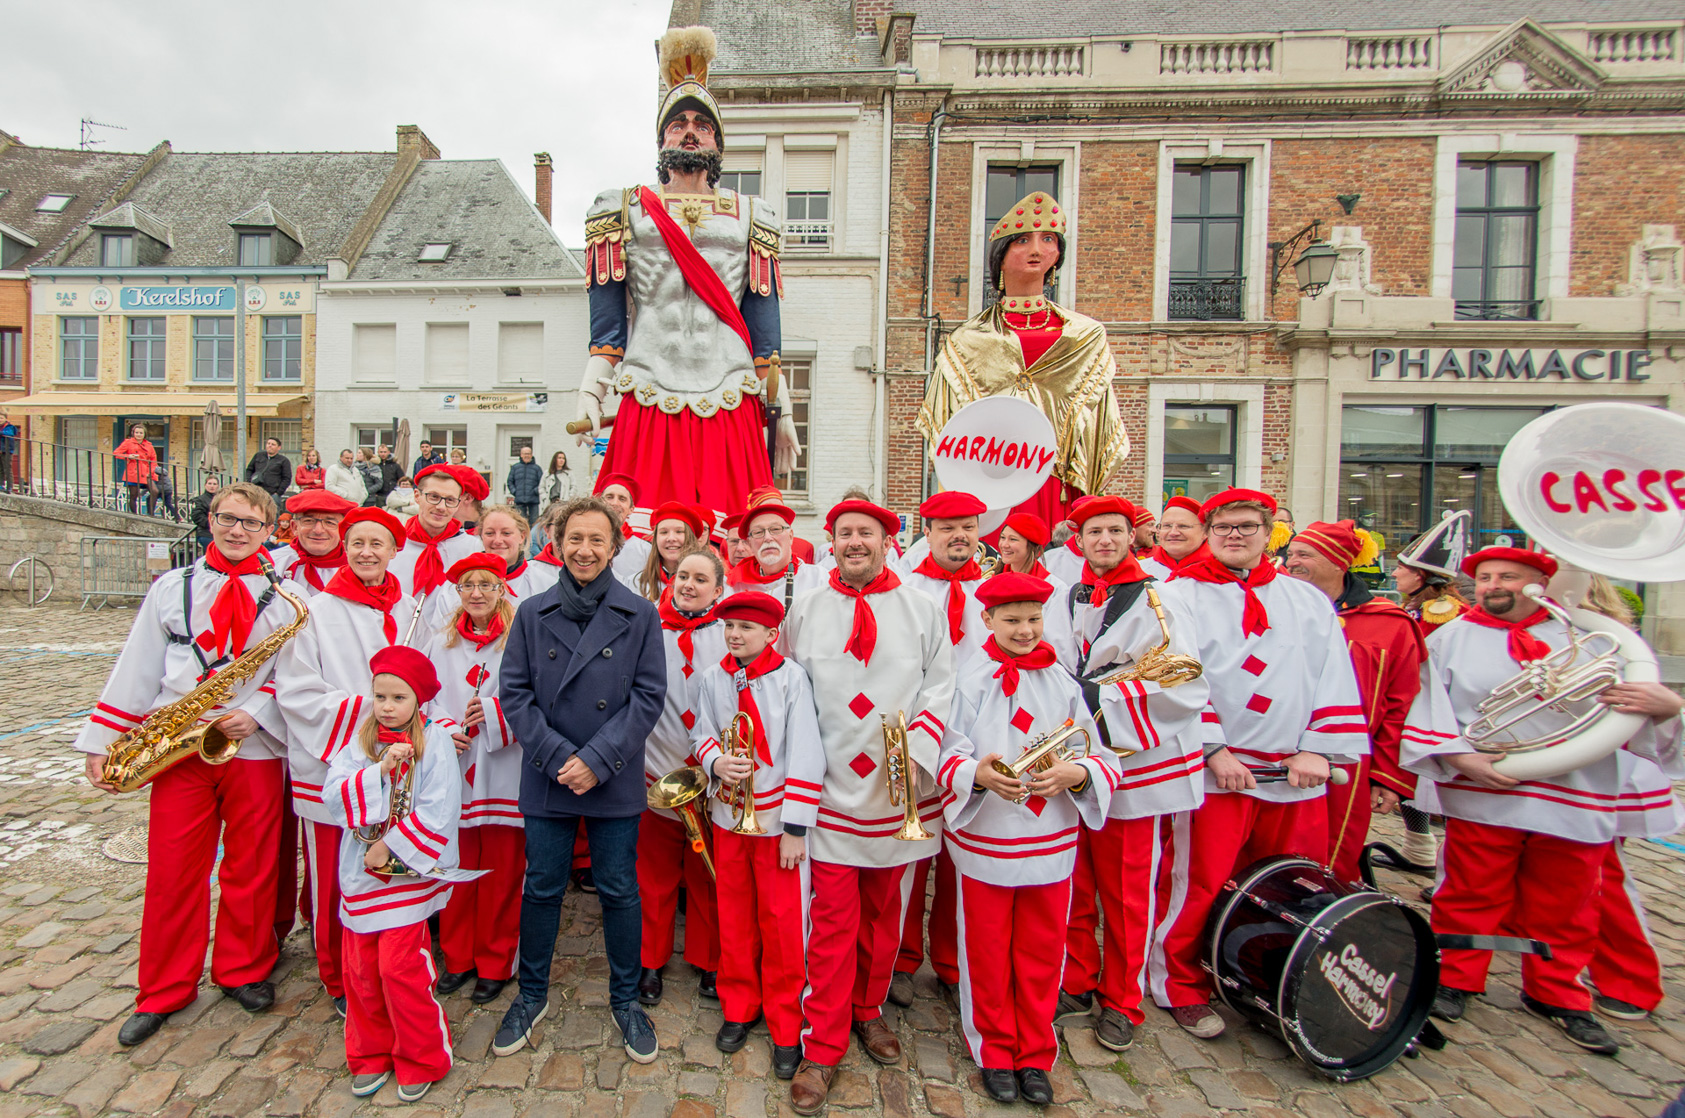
[518,813,641,1010]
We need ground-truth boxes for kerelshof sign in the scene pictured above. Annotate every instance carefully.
[1369,348,1654,382]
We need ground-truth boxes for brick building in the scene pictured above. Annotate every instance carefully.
[702,0,1685,649]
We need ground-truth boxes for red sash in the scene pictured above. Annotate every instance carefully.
[200,546,264,659]
[638,186,754,358]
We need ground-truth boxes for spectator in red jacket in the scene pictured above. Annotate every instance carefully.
[114,424,157,514]
[294,448,326,491]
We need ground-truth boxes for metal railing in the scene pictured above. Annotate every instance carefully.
[784,219,833,250]
[3,436,212,523]
[1454,299,1541,322]
[1169,276,1246,321]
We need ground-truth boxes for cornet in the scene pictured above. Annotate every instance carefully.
[354,739,419,876]
[883,712,934,842]
[990,718,1091,805]
[715,712,766,836]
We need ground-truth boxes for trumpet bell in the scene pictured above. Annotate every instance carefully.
[648,766,709,811]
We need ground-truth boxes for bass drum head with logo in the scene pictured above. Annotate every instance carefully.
[1281,892,1438,1081]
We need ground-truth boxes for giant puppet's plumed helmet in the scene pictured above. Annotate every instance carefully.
[657,26,725,150]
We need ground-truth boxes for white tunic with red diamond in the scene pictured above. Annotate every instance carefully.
[644,620,727,822]
[420,626,522,829]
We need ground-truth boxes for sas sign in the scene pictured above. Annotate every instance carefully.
[1370,347,1654,383]
[118,286,238,313]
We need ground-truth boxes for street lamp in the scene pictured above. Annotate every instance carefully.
[1269,219,1339,303]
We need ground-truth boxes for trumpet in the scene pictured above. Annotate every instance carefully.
[716,712,766,836]
[883,712,934,842]
[354,738,419,876]
[990,718,1091,804]
[648,766,717,879]
[1093,586,1203,690]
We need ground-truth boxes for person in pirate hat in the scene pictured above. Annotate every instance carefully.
[1395,509,1472,636]
[576,25,798,513]
[917,191,1127,527]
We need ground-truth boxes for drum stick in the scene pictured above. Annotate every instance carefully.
[1249,767,1350,786]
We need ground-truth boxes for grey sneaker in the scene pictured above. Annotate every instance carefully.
[1593,994,1648,1021]
[492,996,549,1056]
[1095,1007,1135,1051]
[1052,989,1095,1027]
[395,1080,432,1103]
[350,1071,389,1097]
[615,1004,659,1064]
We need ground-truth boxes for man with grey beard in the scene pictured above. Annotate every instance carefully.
[575,24,799,513]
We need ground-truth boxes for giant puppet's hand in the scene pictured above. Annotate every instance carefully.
[775,413,801,478]
[574,354,619,447]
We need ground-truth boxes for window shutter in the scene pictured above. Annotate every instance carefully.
[784,151,833,193]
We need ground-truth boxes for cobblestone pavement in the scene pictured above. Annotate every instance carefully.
[0,599,1681,1118]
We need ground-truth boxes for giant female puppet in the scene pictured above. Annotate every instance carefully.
[574,26,799,513]
[918,194,1126,525]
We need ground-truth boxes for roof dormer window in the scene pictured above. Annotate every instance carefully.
[239,232,274,267]
[419,243,453,263]
[37,194,74,213]
[101,233,136,268]
[229,204,301,267]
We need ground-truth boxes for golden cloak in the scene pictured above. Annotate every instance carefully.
[917,302,1126,495]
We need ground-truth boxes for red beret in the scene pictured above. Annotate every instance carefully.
[649,501,705,538]
[1198,488,1278,522]
[739,503,796,539]
[340,507,405,545]
[1462,546,1558,581]
[368,646,440,705]
[456,466,490,503]
[826,499,899,536]
[1001,512,1049,547]
[1162,495,1202,519]
[1071,495,1137,528]
[445,553,508,584]
[976,572,1054,609]
[286,489,357,516]
[721,512,743,531]
[919,491,986,522]
[693,504,718,534]
[716,590,785,628]
[415,462,461,491]
[744,484,786,509]
[595,472,642,506]
[1295,521,1362,569]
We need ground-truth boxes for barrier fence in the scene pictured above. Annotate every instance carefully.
[79,533,201,610]
[4,436,203,523]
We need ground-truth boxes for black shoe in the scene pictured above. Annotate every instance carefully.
[980,1067,1018,1103]
[492,996,549,1057]
[118,1011,168,1047]
[471,978,508,1004]
[1522,993,1620,1055]
[715,1016,759,1054]
[435,969,475,996]
[773,1044,802,1080]
[1051,989,1094,1027]
[1430,986,1468,1022]
[1593,994,1649,1022]
[219,982,274,1013]
[573,869,597,894]
[698,970,718,1000]
[638,967,663,1006]
[1095,1007,1135,1051]
[331,995,347,1019]
[1017,1068,1053,1106]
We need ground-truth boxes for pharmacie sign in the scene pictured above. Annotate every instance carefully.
[1369,347,1654,382]
[117,286,237,312]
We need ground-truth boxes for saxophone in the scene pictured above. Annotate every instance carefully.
[1093,586,1203,690]
[102,554,309,794]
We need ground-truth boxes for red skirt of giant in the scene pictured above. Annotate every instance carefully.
[599,396,773,512]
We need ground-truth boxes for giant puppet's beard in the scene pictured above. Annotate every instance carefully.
[656,146,723,186]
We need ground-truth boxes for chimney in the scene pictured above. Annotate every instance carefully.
[854,0,891,38]
[534,153,553,225]
[396,125,440,160]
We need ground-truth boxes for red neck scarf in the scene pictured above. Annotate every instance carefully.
[914,555,983,645]
[722,645,785,763]
[658,587,716,678]
[375,726,412,745]
[501,557,529,595]
[199,545,265,659]
[829,566,901,665]
[455,610,506,651]
[286,546,345,591]
[983,635,1058,697]
[1079,553,1148,608]
[325,567,404,644]
[405,516,462,597]
[1024,559,1052,581]
[1065,536,1083,557]
[1175,552,1277,637]
[1148,542,1211,575]
[731,556,797,586]
[1462,606,1555,664]
[532,543,563,567]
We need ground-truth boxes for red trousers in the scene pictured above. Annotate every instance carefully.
[801,860,910,1066]
[1589,840,1664,1011]
[303,821,346,998]
[274,782,299,944]
[1063,816,1159,1023]
[956,873,1071,1070]
[1154,792,1327,1007]
[1434,816,1605,1011]
[138,756,283,1014]
[342,921,454,1084]
[638,811,719,971]
[896,848,958,984]
[713,826,808,1045]
[1324,757,1371,883]
[439,824,525,980]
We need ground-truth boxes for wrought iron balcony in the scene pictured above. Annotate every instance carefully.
[1169,276,1245,321]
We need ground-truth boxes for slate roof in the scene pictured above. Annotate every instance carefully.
[60,151,397,268]
[903,0,1685,38]
[350,160,582,281]
[699,0,886,72]
[0,142,154,268]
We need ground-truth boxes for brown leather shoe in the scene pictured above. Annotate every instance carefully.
[852,1017,902,1064]
[789,1061,836,1116]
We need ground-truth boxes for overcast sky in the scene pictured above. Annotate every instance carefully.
[6,0,673,244]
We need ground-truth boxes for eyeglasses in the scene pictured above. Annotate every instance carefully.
[456,580,503,595]
[746,525,791,541]
[212,512,269,533]
[293,516,338,530]
[419,492,462,509]
[1209,523,1266,538]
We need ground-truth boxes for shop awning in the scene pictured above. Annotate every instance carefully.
[3,392,307,417]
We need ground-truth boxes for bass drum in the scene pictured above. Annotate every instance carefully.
[1206,857,1437,1081]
